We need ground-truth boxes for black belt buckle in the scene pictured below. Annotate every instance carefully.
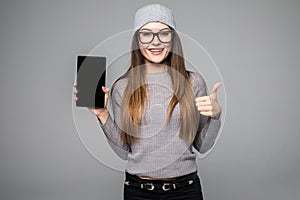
[141,183,155,191]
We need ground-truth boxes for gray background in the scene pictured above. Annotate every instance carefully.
[1,0,300,200]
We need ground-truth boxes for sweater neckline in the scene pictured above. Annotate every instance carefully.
[146,71,168,76]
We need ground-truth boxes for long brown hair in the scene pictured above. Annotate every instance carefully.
[118,29,198,145]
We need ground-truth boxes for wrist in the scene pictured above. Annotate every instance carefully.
[96,109,109,125]
[212,110,221,120]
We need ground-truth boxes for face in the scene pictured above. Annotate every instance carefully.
[137,22,172,64]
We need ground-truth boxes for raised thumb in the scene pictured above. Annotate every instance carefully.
[210,82,223,98]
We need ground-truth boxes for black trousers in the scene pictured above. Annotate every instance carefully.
[123,171,203,200]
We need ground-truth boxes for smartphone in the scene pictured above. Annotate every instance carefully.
[76,55,106,108]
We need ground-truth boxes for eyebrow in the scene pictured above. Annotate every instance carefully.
[140,28,171,32]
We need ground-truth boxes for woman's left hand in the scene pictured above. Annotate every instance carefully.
[195,82,223,119]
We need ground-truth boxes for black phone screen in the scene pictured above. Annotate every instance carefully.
[76,55,106,108]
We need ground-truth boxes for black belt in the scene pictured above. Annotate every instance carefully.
[124,171,198,192]
[124,179,195,191]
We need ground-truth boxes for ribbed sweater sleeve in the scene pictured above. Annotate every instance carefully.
[191,73,221,154]
[99,79,129,160]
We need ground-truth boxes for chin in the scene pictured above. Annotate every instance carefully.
[149,58,165,63]
[146,54,168,64]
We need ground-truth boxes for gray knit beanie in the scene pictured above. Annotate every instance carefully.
[134,4,176,31]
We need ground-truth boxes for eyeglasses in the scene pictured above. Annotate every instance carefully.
[137,30,173,44]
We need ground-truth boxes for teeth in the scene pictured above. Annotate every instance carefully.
[150,48,163,52]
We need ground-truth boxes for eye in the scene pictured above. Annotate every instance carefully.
[160,31,171,37]
[140,32,152,37]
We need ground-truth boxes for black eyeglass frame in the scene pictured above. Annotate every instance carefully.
[137,30,174,44]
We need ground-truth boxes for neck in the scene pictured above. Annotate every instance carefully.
[145,61,167,73]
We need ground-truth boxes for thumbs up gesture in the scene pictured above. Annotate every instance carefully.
[195,82,223,119]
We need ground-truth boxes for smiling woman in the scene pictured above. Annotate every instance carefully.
[73,3,222,200]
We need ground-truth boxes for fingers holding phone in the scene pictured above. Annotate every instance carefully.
[73,82,78,101]
[102,86,110,108]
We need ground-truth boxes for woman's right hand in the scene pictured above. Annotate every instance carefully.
[73,82,110,124]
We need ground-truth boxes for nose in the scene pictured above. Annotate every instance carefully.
[152,34,160,45]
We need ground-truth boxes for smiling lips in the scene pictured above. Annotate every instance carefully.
[148,48,164,55]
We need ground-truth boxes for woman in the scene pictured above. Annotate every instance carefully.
[74,3,222,200]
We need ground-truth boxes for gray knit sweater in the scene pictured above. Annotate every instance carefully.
[100,71,221,178]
